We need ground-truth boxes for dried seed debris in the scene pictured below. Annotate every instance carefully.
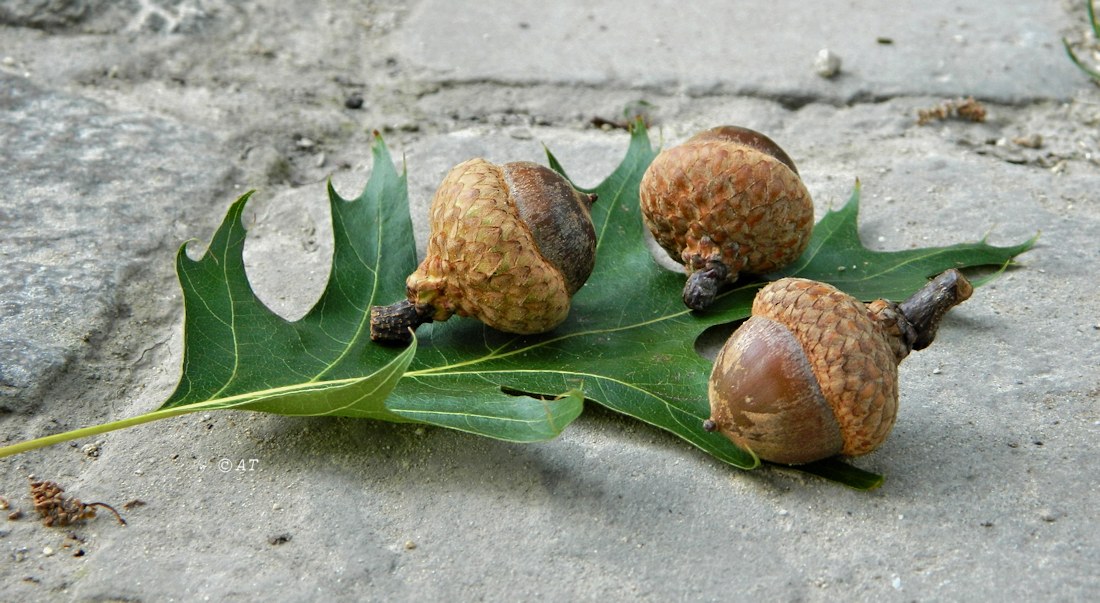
[917,97,987,125]
[29,480,126,528]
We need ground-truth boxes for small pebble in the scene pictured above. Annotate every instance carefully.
[404,540,417,550]
[1039,509,1060,522]
[43,547,55,557]
[932,367,942,375]
[507,127,533,140]
[268,533,293,546]
[813,48,842,78]
[1012,134,1043,149]
[344,93,364,109]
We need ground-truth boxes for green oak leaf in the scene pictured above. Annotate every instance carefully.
[0,133,582,460]
[161,139,583,443]
[776,180,1039,297]
[0,124,1035,490]
[377,123,1032,488]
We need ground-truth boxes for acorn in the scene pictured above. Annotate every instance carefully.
[639,126,814,311]
[704,269,973,465]
[370,159,597,345]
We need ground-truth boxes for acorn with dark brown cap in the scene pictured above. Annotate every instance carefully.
[639,126,814,311]
[704,269,973,464]
[370,159,597,345]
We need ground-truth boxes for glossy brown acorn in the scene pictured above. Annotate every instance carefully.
[370,159,597,345]
[704,269,973,464]
[639,126,814,311]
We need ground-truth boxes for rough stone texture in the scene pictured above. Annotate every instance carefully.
[0,0,218,33]
[1,0,1099,601]
[398,0,1084,103]
[0,0,104,29]
[0,74,233,413]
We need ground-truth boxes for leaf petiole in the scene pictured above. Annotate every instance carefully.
[0,405,197,458]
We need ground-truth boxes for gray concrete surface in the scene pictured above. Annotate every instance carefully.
[1,1,1098,600]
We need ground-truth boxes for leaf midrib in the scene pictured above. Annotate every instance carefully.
[405,368,706,432]
[308,188,384,383]
[407,303,701,377]
[206,211,245,401]
[592,161,647,258]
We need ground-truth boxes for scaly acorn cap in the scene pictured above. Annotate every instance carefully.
[706,271,972,464]
[639,126,814,310]
[369,159,596,344]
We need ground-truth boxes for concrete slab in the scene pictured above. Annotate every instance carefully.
[0,74,234,414]
[396,0,1084,103]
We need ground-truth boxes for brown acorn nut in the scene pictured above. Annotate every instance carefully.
[703,269,974,464]
[639,126,815,311]
[370,159,597,345]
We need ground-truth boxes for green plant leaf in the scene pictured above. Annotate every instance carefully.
[1063,0,1100,82]
[778,181,1037,298]
[0,124,1036,491]
[164,134,587,440]
[0,133,582,459]
[788,458,886,491]
[377,123,1034,487]
[381,124,756,464]
[1090,0,1100,37]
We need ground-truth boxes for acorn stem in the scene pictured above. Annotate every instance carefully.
[370,299,432,346]
[683,260,730,311]
[898,269,974,352]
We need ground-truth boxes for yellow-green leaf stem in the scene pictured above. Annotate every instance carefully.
[0,344,416,459]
